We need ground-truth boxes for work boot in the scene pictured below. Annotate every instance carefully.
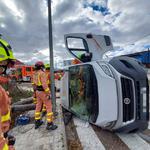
[46,122,58,130]
[35,120,43,129]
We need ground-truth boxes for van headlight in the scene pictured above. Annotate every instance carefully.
[98,63,114,78]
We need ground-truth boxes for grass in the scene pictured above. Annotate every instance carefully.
[10,88,33,103]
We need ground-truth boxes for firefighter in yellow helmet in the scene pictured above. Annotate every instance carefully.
[45,63,50,87]
[0,36,16,150]
[41,63,51,114]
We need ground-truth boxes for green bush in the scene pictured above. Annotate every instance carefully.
[2,83,33,103]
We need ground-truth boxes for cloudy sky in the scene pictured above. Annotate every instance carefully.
[0,0,150,65]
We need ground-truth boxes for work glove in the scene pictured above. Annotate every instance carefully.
[8,135,16,146]
[46,94,51,100]
[4,132,8,138]
[45,91,51,100]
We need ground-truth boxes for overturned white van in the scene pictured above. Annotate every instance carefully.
[60,33,149,132]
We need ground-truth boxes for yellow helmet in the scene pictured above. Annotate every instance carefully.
[0,38,16,62]
[44,63,50,70]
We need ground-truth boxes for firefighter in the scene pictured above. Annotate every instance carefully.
[43,64,51,113]
[0,37,16,150]
[32,68,46,113]
[55,71,62,81]
[45,64,50,87]
[45,64,59,102]
[32,61,57,130]
[32,64,49,116]
[71,58,81,65]
[32,85,46,114]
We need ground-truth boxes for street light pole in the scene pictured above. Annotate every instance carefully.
[48,0,56,112]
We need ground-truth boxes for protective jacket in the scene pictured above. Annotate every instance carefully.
[32,70,50,93]
[0,85,14,150]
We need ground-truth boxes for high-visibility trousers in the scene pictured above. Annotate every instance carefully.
[33,93,46,113]
[35,91,53,123]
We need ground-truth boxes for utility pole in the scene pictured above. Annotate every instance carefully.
[48,0,56,112]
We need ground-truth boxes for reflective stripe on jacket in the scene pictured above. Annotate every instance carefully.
[0,86,11,133]
[46,72,50,85]
[0,86,10,150]
[32,70,50,92]
[1,111,10,123]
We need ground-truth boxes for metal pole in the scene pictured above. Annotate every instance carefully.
[148,48,150,68]
[48,0,56,112]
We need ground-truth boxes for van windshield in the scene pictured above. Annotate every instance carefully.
[69,64,98,122]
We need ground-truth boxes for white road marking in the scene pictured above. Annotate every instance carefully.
[73,117,105,150]
[117,133,150,150]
